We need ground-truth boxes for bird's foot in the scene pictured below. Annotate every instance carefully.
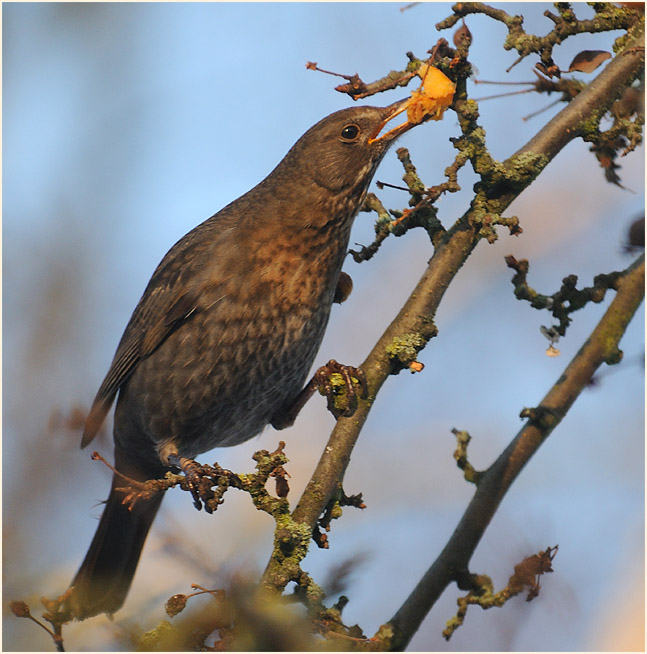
[314,359,368,418]
[168,455,217,513]
[271,359,367,430]
[90,451,166,509]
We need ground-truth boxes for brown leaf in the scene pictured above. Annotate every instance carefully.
[453,19,472,48]
[508,545,558,600]
[568,50,611,74]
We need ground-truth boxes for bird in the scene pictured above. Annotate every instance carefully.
[67,97,417,620]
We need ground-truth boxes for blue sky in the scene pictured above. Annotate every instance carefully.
[4,3,644,651]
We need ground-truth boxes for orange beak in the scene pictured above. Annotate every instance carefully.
[368,98,413,144]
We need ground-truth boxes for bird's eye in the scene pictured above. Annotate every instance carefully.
[339,124,360,141]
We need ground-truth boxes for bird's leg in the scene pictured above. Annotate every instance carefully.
[271,359,368,430]
[270,381,318,430]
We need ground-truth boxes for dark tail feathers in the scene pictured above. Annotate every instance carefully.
[67,471,164,620]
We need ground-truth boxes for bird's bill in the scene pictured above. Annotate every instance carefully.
[368,98,413,144]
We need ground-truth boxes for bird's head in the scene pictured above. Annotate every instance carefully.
[281,98,415,194]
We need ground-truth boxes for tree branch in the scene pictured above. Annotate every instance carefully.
[386,254,644,649]
[514,29,645,166]
[260,21,644,593]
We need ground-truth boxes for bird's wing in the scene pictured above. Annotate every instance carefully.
[81,222,219,448]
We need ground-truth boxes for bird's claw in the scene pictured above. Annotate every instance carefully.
[270,360,367,429]
[314,359,367,419]
[172,456,217,513]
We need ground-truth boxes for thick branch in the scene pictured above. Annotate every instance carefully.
[260,24,644,592]
[387,254,644,649]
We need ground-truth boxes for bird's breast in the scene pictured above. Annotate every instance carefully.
[118,218,352,457]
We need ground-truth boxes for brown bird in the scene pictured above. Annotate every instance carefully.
[68,98,417,619]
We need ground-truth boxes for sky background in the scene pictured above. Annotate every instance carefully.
[3,2,644,651]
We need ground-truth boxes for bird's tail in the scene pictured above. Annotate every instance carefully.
[67,461,165,620]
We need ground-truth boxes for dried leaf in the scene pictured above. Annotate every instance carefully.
[453,19,472,48]
[508,545,558,600]
[568,50,611,74]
